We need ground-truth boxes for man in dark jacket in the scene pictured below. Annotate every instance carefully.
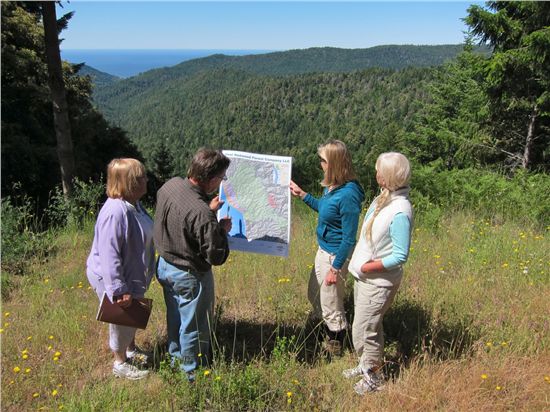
[154,148,231,380]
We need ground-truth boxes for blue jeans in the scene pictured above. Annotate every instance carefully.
[156,257,215,376]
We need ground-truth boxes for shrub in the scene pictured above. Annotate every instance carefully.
[45,178,105,228]
[411,166,550,227]
[1,195,52,296]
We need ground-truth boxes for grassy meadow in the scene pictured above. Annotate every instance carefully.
[1,200,549,411]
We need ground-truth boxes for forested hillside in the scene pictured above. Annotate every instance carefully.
[79,64,120,88]
[2,1,549,215]
[95,66,435,190]
[91,45,485,123]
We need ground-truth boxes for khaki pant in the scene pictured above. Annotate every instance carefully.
[308,248,349,332]
[352,280,399,371]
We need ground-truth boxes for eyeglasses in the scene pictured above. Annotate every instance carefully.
[216,175,228,181]
[318,155,327,164]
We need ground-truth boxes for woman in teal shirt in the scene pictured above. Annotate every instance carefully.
[290,140,365,355]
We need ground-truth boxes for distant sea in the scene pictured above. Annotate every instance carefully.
[61,49,274,78]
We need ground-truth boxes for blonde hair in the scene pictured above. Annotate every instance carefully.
[319,140,356,188]
[365,152,411,241]
[106,158,146,199]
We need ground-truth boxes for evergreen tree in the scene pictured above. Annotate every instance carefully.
[408,47,491,169]
[150,140,176,184]
[465,1,550,170]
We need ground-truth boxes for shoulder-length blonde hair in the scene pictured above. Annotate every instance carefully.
[319,139,356,188]
[365,152,411,240]
[106,158,146,199]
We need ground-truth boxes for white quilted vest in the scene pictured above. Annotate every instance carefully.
[349,187,412,287]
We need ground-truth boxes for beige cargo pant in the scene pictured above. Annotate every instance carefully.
[352,280,399,371]
[308,247,349,332]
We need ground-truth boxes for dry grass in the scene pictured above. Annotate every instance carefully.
[1,209,549,411]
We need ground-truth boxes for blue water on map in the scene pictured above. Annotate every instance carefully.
[218,184,247,239]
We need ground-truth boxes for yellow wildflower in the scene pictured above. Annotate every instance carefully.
[32,393,39,398]
[481,374,488,379]
[52,389,58,396]
[203,370,211,376]
[13,366,21,373]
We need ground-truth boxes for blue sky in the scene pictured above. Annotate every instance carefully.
[59,1,482,51]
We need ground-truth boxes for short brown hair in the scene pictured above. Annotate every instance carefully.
[187,148,230,183]
[318,140,356,187]
[106,158,146,199]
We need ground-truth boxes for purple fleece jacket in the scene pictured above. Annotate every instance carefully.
[86,198,155,301]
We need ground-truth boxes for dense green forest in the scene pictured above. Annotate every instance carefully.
[91,44,486,99]
[95,66,435,190]
[1,1,549,220]
[79,64,120,89]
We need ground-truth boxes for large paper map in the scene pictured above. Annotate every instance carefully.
[217,150,292,257]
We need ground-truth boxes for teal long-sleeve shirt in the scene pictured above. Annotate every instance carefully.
[303,180,365,269]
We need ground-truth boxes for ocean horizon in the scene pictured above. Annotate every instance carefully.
[61,49,275,78]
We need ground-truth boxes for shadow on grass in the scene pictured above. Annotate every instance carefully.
[381,296,479,380]
[146,295,478,376]
[213,315,329,365]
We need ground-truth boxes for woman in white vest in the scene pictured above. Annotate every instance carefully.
[344,152,413,395]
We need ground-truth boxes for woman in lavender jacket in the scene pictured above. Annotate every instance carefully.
[86,158,155,380]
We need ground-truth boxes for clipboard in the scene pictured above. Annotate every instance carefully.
[96,292,153,330]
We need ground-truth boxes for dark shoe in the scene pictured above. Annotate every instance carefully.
[324,339,343,357]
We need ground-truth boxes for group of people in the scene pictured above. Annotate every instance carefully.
[290,141,412,394]
[86,142,413,396]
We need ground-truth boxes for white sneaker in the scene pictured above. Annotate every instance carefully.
[113,361,149,380]
[354,369,384,395]
[342,365,363,379]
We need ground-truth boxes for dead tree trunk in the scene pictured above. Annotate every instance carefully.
[522,105,538,170]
